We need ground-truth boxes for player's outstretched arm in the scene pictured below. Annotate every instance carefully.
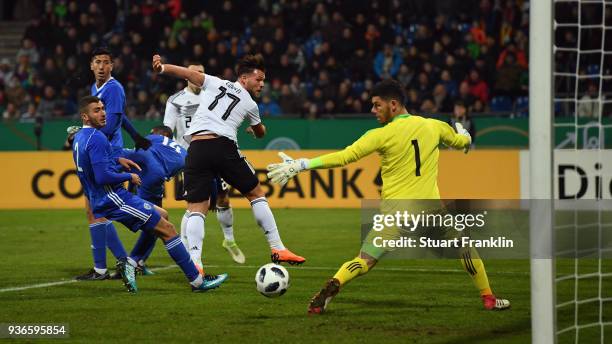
[152,54,204,87]
[267,130,381,186]
[121,117,152,150]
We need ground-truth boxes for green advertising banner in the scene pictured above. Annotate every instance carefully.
[0,117,609,151]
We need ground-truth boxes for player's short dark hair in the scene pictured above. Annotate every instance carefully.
[91,46,113,61]
[371,79,406,105]
[236,54,265,76]
[151,125,173,138]
[78,96,101,114]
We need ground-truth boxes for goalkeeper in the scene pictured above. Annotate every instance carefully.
[267,79,510,314]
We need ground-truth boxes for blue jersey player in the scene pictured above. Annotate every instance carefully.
[122,126,189,273]
[76,47,152,281]
[72,95,227,292]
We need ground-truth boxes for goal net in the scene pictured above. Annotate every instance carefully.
[532,1,612,343]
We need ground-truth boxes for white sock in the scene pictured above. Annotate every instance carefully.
[186,212,205,267]
[127,257,138,268]
[189,274,203,287]
[217,207,235,242]
[250,197,285,250]
[180,210,190,248]
[94,267,107,274]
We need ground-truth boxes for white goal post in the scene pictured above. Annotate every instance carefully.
[530,0,556,343]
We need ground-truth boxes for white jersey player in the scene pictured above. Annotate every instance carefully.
[152,54,305,267]
[163,64,245,264]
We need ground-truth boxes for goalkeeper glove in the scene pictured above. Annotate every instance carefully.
[266,152,309,186]
[66,126,81,135]
[134,134,152,150]
[454,122,472,154]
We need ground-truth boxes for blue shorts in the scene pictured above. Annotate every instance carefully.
[95,188,161,232]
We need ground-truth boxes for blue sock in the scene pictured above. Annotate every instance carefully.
[164,235,199,282]
[130,230,157,263]
[89,222,107,269]
[105,222,127,260]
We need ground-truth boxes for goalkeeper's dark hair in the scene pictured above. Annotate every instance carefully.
[371,79,406,105]
[78,95,101,114]
[236,54,265,76]
[91,46,113,61]
[151,125,174,138]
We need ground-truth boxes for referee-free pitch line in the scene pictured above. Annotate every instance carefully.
[0,264,528,293]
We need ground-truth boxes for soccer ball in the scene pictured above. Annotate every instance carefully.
[255,263,290,297]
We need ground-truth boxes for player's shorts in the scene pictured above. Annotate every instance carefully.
[94,187,161,232]
[184,137,258,203]
[174,171,228,202]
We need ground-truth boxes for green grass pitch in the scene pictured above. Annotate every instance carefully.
[0,208,534,343]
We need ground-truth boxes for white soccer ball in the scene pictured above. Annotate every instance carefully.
[255,263,290,297]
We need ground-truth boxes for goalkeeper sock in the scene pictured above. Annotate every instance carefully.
[250,197,285,250]
[180,210,190,248]
[105,222,127,260]
[217,206,235,242]
[460,249,492,296]
[185,212,205,267]
[89,222,107,269]
[333,257,369,286]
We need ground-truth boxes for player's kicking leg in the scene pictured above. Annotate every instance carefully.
[243,184,305,265]
[308,252,375,314]
[216,179,245,264]
[150,205,228,292]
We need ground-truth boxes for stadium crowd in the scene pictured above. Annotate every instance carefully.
[0,0,533,120]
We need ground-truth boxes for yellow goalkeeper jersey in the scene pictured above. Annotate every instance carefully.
[309,114,470,200]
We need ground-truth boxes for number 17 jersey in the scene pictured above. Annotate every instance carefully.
[184,74,261,144]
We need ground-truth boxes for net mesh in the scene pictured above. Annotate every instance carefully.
[553,1,612,342]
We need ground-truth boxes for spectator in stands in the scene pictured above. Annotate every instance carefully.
[578,83,600,118]
[453,100,476,146]
[455,81,476,109]
[467,69,489,104]
[16,38,39,65]
[259,95,282,117]
[495,52,523,98]
[374,44,403,80]
[20,103,38,120]
[432,84,453,113]
[279,84,302,115]
[12,1,534,119]
[37,85,60,119]
[2,103,18,119]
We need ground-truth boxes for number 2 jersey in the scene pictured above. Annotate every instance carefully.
[184,74,261,144]
[308,114,470,200]
[163,88,200,149]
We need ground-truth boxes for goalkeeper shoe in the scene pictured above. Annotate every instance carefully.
[271,248,306,265]
[482,294,511,310]
[308,278,341,314]
[192,273,229,292]
[116,259,138,293]
[222,239,246,264]
[75,268,110,280]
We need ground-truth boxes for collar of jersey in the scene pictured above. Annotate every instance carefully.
[82,125,93,129]
[94,76,115,93]
[391,114,411,122]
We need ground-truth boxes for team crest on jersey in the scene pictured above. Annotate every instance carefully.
[144,203,152,210]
